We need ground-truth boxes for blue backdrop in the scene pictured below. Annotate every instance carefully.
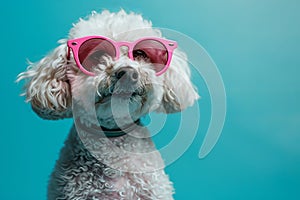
[1,0,300,199]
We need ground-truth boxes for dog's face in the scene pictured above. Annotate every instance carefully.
[70,54,164,129]
[17,10,199,128]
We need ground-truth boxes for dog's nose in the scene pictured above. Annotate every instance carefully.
[115,67,139,83]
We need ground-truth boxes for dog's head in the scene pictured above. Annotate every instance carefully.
[17,10,199,129]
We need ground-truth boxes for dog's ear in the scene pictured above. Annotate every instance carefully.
[17,42,72,120]
[157,50,199,113]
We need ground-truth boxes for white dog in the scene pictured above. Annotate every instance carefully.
[18,10,199,200]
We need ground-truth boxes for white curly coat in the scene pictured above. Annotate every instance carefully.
[17,10,199,200]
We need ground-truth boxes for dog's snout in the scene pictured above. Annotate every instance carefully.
[115,67,139,82]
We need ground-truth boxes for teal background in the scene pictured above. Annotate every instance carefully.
[1,0,300,199]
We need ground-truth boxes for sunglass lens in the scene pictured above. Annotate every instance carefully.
[133,39,168,73]
[78,38,116,72]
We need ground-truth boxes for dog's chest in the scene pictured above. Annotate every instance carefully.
[49,126,174,199]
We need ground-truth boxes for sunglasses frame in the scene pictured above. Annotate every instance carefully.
[67,35,178,76]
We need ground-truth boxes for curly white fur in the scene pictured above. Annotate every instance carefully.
[17,10,199,200]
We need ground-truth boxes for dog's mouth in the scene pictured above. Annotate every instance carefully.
[95,88,145,104]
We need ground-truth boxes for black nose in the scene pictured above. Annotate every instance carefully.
[115,67,139,82]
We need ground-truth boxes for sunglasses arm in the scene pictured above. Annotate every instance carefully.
[67,46,71,60]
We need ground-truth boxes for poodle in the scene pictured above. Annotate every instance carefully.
[17,10,199,200]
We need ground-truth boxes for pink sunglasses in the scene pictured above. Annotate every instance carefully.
[67,35,178,76]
